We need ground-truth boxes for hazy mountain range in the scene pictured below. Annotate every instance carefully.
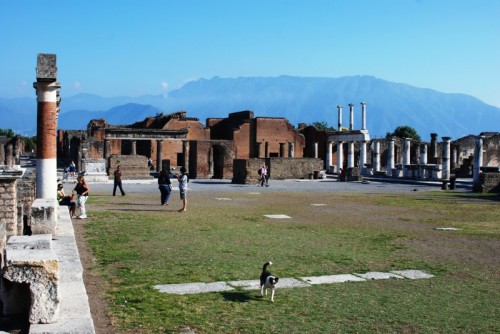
[1,75,499,139]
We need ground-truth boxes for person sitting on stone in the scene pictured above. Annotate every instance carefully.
[57,183,76,218]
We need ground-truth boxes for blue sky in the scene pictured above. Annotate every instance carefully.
[1,0,499,107]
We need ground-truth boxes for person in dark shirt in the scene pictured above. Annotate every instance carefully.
[113,166,126,196]
[158,169,172,206]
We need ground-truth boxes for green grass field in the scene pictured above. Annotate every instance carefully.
[84,190,500,333]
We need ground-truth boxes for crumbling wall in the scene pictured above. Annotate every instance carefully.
[108,155,151,180]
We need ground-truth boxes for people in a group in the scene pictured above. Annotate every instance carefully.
[158,169,172,206]
[74,176,89,219]
[113,165,126,196]
[69,161,76,179]
[57,183,76,218]
[177,167,189,212]
[259,164,269,187]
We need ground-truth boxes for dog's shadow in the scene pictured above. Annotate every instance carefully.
[220,291,259,303]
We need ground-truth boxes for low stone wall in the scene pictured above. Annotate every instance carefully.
[232,158,324,184]
[108,155,152,180]
[473,172,500,193]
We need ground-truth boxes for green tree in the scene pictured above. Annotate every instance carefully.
[386,125,421,141]
[312,121,336,131]
[0,129,15,137]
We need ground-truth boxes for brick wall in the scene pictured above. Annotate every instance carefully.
[108,155,152,180]
[232,158,324,184]
[474,172,500,193]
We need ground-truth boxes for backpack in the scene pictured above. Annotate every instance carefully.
[258,168,262,175]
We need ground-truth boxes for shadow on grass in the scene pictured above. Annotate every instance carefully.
[220,291,258,303]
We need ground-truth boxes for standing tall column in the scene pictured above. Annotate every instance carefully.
[360,141,367,175]
[373,141,381,172]
[337,105,343,131]
[403,138,411,166]
[347,142,354,168]
[131,140,137,156]
[337,142,343,174]
[348,103,354,130]
[156,140,163,172]
[473,135,484,183]
[288,142,294,158]
[314,142,318,159]
[387,139,395,176]
[420,143,428,165]
[442,137,451,180]
[360,102,367,131]
[265,142,269,158]
[182,140,189,173]
[326,142,333,171]
[33,54,60,199]
[430,133,438,163]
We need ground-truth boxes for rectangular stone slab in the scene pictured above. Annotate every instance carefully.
[391,270,434,279]
[7,234,52,250]
[301,274,366,285]
[154,282,234,294]
[354,272,404,280]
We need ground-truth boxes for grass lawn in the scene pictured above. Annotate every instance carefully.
[83,189,500,333]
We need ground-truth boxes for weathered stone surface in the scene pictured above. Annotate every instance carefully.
[154,281,234,294]
[3,248,60,324]
[301,274,366,285]
[264,214,292,219]
[36,53,57,81]
[391,270,434,279]
[7,234,52,250]
[354,271,403,280]
[31,198,57,235]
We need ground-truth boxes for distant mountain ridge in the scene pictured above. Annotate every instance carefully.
[1,75,498,139]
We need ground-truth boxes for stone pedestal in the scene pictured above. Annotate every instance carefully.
[81,158,108,182]
[2,234,60,324]
[31,198,57,236]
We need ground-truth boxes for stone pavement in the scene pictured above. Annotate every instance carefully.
[28,206,95,334]
[154,269,434,295]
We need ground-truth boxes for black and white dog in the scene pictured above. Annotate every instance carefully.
[260,261,279,302]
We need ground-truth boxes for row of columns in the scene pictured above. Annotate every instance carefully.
[330,102,368,173]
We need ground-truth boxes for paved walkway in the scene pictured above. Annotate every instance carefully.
[155,269,434,295]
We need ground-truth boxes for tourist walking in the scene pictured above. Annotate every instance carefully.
[74,176,89,219]
[259,164,269,187]
[177,167,189,212]
[57,183,76,217]
[69,161,76,179]
[158,169,172,206]
[113,165,126,196]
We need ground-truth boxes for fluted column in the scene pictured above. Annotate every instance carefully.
[403,138,411,165]
[314,142,318,159]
